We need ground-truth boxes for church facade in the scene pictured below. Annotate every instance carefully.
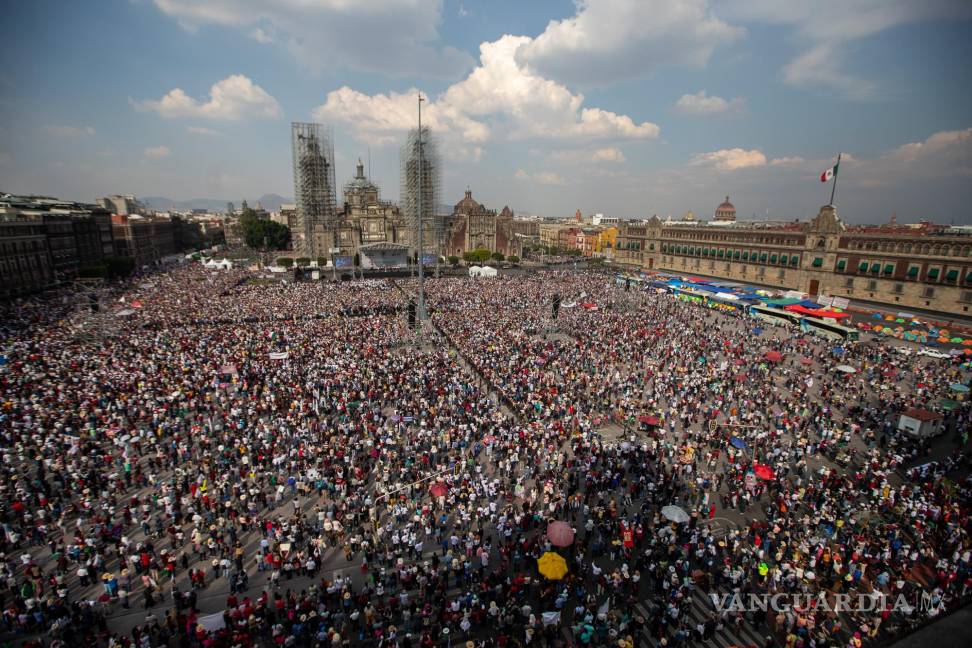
[444,189,514,257]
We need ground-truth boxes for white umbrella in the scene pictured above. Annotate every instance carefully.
[661,505,690,523]
[836,365,857,374]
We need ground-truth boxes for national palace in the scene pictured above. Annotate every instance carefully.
[614,200,972,318]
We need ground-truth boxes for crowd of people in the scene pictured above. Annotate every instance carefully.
[0,264,970,648]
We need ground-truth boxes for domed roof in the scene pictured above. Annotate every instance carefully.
[454,188,482,213]
[717,195,735,211]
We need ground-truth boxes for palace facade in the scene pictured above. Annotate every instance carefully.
[616,204,972,317]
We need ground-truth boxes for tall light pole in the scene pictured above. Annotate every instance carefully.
[416,93,428,322]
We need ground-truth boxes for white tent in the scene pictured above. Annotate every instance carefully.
[469,265,498,278]
[203,258,233,270]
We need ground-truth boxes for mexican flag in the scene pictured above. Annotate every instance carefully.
[820,161,839,182]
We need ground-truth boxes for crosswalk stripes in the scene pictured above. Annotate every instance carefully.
[631,585,769,648]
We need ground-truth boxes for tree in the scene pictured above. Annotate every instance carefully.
[239,207,290,250]
[295,257,310,267]
[491,251,505,262]
[105,256,135,280]
[508,255,519,264]
[278,257,294,268]
[462,248,491,264]
[448,255,459,266]
[316,257,328,268]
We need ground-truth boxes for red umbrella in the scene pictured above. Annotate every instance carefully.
[638,415,660,426]
[800,357,813,365]
[764,351,782,363]
[753,463,776,480]
[733,358,746,366]
[429,483,448,498]
[734,373,747,382]
[546,521,575,547]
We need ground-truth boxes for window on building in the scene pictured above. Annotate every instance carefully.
[870,262,881,273]
[927,268,940,280]
[868,280,878,291]
[790,256,798,266]
[961,291,972,303]
[858,261,868,272]
[759,252,768,262]
[907,266,919,279]
[844,278,854,288]
[883,264,894,275]
[893,283,903,294]
[812,257,823,268]
[945,269,959,282]
[778,269,785,279]
[836,259,846,271]
[770,254,778,264]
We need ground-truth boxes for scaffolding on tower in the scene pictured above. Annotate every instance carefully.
[291,122,337,259]
[400,125,442,267]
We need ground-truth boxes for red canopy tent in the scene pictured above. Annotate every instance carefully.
[764,350,782,363]
[784,305,851,319]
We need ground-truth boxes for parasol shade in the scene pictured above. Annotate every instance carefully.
[730,436,748,449]
[764,350,782,363]
[537,552,568,580]
[836,365,857,374]
[429,483,448,498]
[753,463,776,480]
[546,521,575,547]
[661,505,690,523]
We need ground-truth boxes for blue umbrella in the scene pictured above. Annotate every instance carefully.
[950,383,970,393]
[832,347,845,354]
[752,327,763,335]
[730,436,748,449]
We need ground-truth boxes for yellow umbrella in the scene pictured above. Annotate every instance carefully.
[537,551,568,580]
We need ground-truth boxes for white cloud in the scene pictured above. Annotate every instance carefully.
[250,27,272,44]
[144,145,171,159]
[186,126,221,136]
[673,90,743,115]
[43,125,96,137]
[860,128,972,180]
[550,147,626,164]
[514,0,743,85]
[690,148,767,171]
[515,169,567,185]
[769,156,806,167]
[723,1,972,96]
[152,0,473,78]
[313,35,659,148]
[458,3,469,17]
[592,147,626,163]
[135,74,281,121]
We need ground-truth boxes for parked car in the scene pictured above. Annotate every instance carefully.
[917,349,950,359]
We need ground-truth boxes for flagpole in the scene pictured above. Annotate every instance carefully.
[829,153,841,206]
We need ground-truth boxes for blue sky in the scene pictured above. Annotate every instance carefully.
[1,0,971,223]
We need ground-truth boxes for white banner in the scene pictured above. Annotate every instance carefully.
[198,612,225,632]
[269,352,289,360]
[831,297,850,310]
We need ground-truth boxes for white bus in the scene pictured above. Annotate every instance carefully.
[749,304,801,327]
[800,317,860,342]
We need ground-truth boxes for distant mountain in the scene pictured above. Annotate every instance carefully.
[141,193,292,213]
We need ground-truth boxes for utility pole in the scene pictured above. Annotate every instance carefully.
[416,93,428,323]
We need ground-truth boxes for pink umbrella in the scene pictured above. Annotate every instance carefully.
[429,483,448,498]
[800,357,813,365]
[546,521,575,547]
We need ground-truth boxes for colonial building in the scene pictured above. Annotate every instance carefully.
[444,190,514,257]
[616,204,972,317]
[342,159,408,250]
[0,220,54,298]
[714,196,736,222]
